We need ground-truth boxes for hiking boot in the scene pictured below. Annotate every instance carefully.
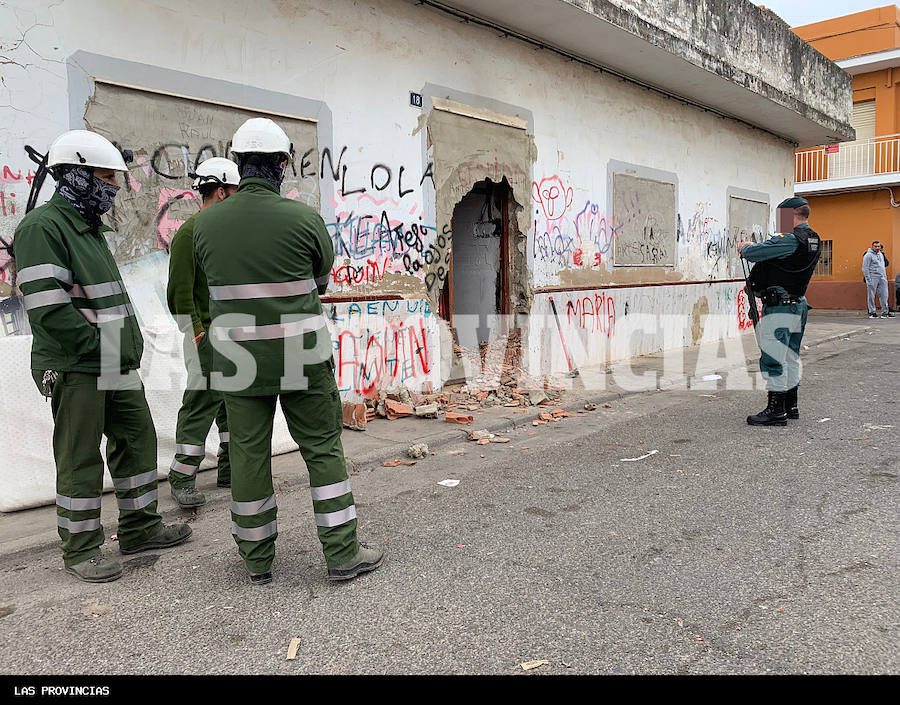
[747,391,788,427]
[65,555,123,583]
[785,386,799,420]
[327,543,384,581]
[250,571,272,585]
[171,485,206,508]
[119,523,192,555]
[216,477,231,489]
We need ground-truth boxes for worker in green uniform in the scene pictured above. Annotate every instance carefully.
[14,130,192,582]
[166,157,240,508]
[739,197,821,426]
[193,118,383,585]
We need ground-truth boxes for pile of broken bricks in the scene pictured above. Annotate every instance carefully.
[341,381,569,432]
[340,330,575,432]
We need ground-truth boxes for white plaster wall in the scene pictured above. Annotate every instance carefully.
[2,0,792,288]
[528,281,757,379]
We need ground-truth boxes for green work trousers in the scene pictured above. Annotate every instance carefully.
[169,334,230,489]
[39,371,163,567]
[223,362,358,574]
[758,299,809,392]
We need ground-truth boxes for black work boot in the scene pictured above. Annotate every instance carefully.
[747,391,788,426]
[785,386,799,420]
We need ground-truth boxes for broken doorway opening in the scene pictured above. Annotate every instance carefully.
[442,177,523,384]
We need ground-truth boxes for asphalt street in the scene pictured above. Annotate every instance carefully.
[0,323,897,675]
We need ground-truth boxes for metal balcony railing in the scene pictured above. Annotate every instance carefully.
[796,134,900,184]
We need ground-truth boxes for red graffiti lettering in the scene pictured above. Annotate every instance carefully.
[565,292,616,338]
[330,256,390,286]
[333,318,431,395]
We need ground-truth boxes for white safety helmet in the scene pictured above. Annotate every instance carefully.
[192,157,241,189]
[47,130,128,171]
[231,118,293,161]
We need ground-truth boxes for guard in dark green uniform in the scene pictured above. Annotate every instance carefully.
[193,118,383,585]
[14,130,191,582]
[166,158,239,508]
[739,197,821,426]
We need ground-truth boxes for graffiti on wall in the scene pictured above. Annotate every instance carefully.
[327,298,436,397]
[565,291,617,338]
[322,149,440,293]
[531,174,636,270]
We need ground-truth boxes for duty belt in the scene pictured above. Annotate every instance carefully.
[761,289,802,306]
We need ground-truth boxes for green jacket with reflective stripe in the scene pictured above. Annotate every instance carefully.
[193,178,333,396]
[166,212,209,338]
[13,192,143,373]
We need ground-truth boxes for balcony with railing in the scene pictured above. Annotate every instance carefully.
[795,134,900,194]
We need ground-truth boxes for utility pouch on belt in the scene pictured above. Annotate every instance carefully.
[761,289,783,306]
[40,370,58,401]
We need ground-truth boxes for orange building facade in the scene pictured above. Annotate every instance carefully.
[794,5,900,310]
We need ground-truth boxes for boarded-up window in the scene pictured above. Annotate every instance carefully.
[612,174,676,267]
[851,100,876,141]
[728,196,769,245]
[84,82,319,265]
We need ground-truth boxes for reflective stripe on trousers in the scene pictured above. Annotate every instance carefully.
[112,469,157,491]
[56,494,102,511]
[117,489,158,511]
[314,505,357,528]
[57,516,102,533]
[231,521,278,542]
[175,443,205,457]
[170,459,198,477]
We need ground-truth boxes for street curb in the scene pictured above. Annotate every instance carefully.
[0,323,875,562]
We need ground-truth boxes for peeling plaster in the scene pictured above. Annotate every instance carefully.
[426,106,536,316]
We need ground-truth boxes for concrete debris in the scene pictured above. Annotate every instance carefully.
[414,403,439,418]
[385,386,413,405]
[407,443,429,459]
[467,429,493,441]
[528,389,549,405]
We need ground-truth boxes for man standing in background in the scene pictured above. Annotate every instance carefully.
[166,158,240,508]
[863,241,893,318]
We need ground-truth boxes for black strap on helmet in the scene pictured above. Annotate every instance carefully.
[24,145,50,215]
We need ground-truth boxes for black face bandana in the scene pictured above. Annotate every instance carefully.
[55,166,120,227]
[237,155,284,188]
